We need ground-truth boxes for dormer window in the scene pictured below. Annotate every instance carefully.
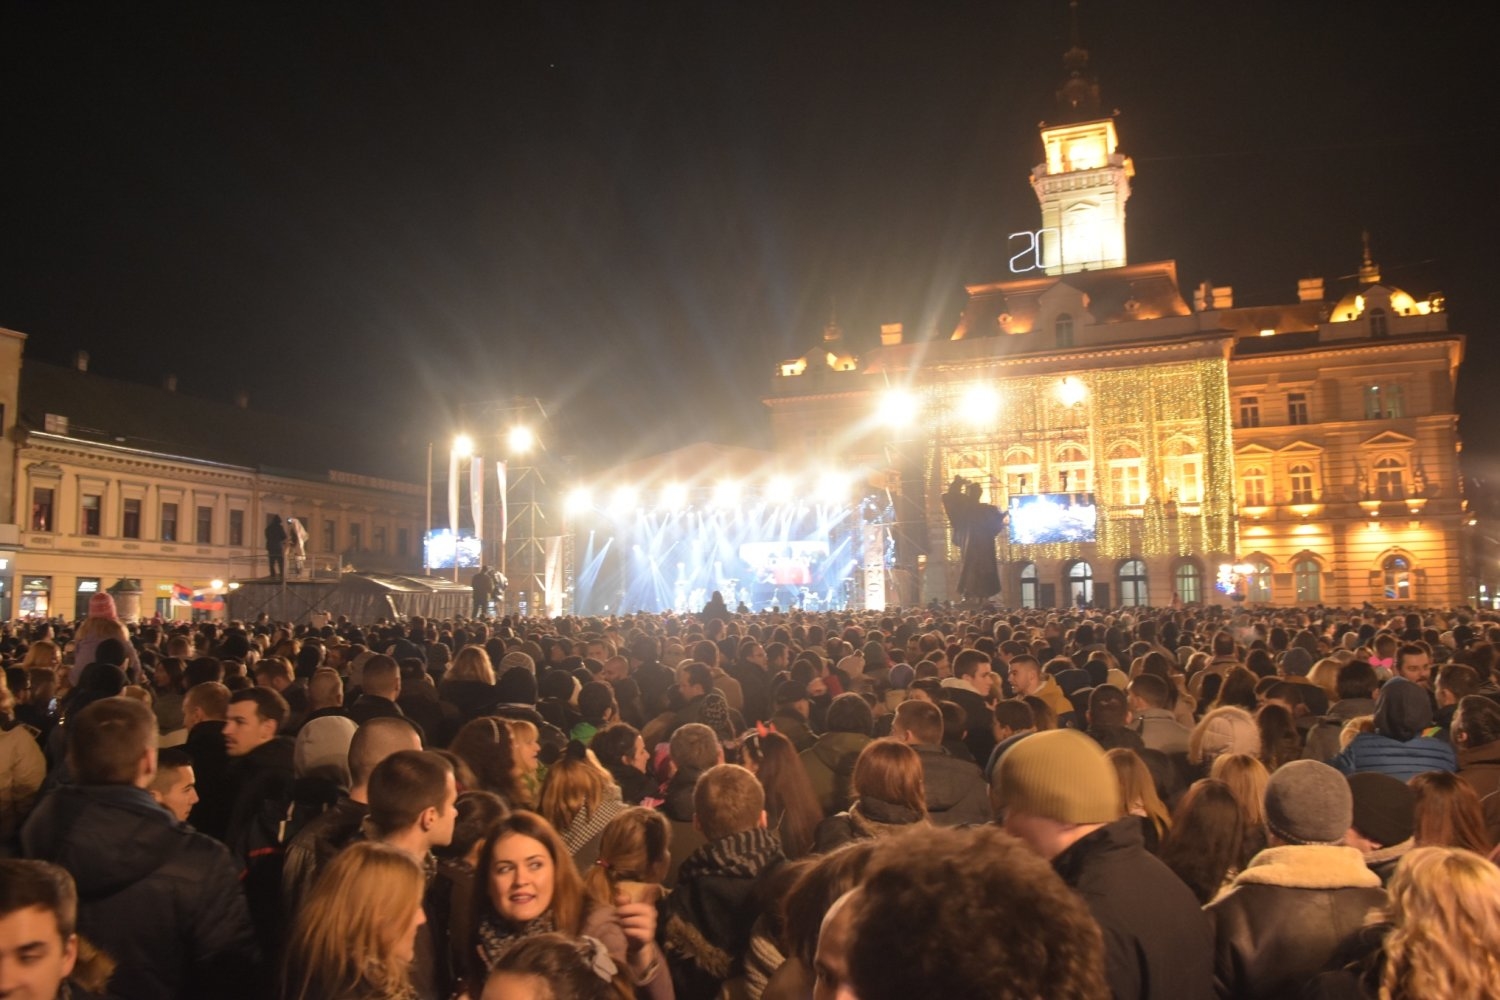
[1369,307,1388,339]
[1056,313,1075,348]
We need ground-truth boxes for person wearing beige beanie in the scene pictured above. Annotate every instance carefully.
[999,729,1213,1000]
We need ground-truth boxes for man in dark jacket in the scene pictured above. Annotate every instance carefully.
[768,681,816,752]
[21,698,259,999]
[222,688,296,957]
[998,729,1212,1000]
[800,694,873,816]
[1205,760,1386,999]
[346,654,408,727]
[659,764,784,1000]
[659,724,718,888]
[182,681,232,840]
[629,637,674,719]
[891,700,989,826]
[727,640,773,726]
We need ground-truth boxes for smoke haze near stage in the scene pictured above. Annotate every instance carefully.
[571,500,860,615]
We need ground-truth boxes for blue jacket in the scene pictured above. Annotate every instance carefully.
[1330,732,1456,781]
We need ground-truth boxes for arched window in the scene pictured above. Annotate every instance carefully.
[1245,559,1273,603]
[1382,554,1413,601]
[1369,306,1388,339]
[1242,466,1268,507]
[1174,562,1201,604]
[1020,562,1039,609]
[1119,559,1148,607]
[1108,443,1145,506]
[1294,558,1321,603]
[1067,561,1094,607]
[1005,447,1038,497]
[1056,313,1075,348]
[1375,456,1406,500]
[1288,463,1316,504]
[1055,444,1091,494]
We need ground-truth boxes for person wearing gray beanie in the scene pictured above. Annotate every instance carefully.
[1206,760,1386,999]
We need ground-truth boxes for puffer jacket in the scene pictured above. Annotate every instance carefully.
[913,743,990,826]
[21,784,259,1000]
[800,731,871,816]
[1329,678,1454,781]
[1205,844,1386,1000]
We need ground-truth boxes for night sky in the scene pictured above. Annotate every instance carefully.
[2,2,1489,482]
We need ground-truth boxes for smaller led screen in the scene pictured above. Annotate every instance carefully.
[1007,493,1097,544]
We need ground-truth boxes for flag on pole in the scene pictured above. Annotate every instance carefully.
[497,460,509,547]
[470,456,485,547]
[171,584,192,605]
[448,448,460,539]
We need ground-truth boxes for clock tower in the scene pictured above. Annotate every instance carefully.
[1029,3,1133,276]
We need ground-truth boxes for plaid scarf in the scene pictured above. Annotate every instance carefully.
[476,912,556,970]
[678,826,784,883]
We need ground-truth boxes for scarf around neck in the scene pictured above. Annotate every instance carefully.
[678,826,784,883]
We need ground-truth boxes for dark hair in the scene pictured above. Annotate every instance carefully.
[1456,695,1500,749]
[156,746,194,772]
[993,699,1034,733]
[780,841,877,965]
[0,859,77,937]
[435,790,508,861]
[1158,779,1244,905]
[742,731,821,859]
[229,686,289,728]
[1087,685,1129,728]
[1336,661,1380,701]
[893,700,943,745]
[1128,673,1170,708]
[366,750,454,836]
[589,723,642,772]
[1255,704,1302,772]
[826,692,873,736]
[449,717,526,804]
[577,682,616,726]
[1213,667,1259,713]
[846,826,1107,1000]
[488,932,616,1000]
[678,661,713,694]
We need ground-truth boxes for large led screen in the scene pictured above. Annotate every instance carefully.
[1007,493,1097,544]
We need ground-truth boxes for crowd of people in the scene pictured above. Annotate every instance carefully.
[5,592,1500,999]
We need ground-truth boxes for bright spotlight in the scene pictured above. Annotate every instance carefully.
[712,480,742,508]
[661,482,689,509]
[765,475,795,504]
[607,485,638,516]
[507,425,536,454]
[452,434,474,458]
[878,388,918,428]
[959,384,1001,425]
[564,487,593,516]
[815,471,849,505]
[1057,376,1087,407]
[210,579,224,590]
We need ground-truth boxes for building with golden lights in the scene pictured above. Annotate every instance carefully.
[765,46,1465,609]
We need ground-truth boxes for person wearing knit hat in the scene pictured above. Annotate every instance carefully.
[999,729,1213,1000]
[1278,646,1313,678]
[499,650,536,674]
[68,591,140,686]
[294,715,358,788]
[1206,760,1386,999]
[1188,706,1261,768]
[1345,771,1416,885]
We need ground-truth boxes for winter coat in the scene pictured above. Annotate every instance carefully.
[800,731,872,816]
[1133,707,1192,755]
[912,743,990,826]
[438,679,505,724]
[1329,732,1456,781]
[768,708,815,753]
[939,680,996,766]
[1205,845,1386,1000]
[661,768,708,889]
[224,737,297,868]
[1302,698,1376,763]
[812,797,926,853]
[0,721,45,845]
[184,720,232,841]
[21,784,260,1000]
[280,795,369,917]
[728,662,774,727]
[1051,818,1214,1000]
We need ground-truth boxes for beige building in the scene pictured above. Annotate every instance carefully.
[0,339,425,620]
[765,51,1464,609]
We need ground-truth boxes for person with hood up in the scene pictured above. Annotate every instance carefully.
[800,693,873,816]
[1330,677,1456,781]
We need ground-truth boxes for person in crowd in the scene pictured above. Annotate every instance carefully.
[1452,694,1500,840]
[571,682,618,746]
[440,646,504,723]
[1330,677,1457,781]
[150,655,187,737]
[282,716,423,916]
[766,681,815,753]
[146,746,198,823]
[0,859,115,1000]
[348,654,407,726]
[800,693,872,817]
[997,728,1213,1000]
[1189,706,1261,774]
[660,764,784,1000]
[1395,643,1433,690]
[1344,771,1416,885]
[21,697,259,999]
[937,649,997,764]
[433,790,509,986]
[813,738,928,853]
[480,932,619,1000]
[182,680,232,837]
[1107,748,1171,853]
[450,716,533,809]
[659,723,718,887]
[728,639,774,727]
[590,722,659,805]
[538,743,627,869]
[840,825,1110,1000]
[1128,673,1192,755]
[279,841,428,1000]
[1158,779,1244,905]
[467,811,669,999]
[1210,667,1260,715]
[1085,685,1146,752]
[1302,660,1380,763]
[1210,753,1271,869]
[222,687,295,858]
[1205,760,1386,1000]
[983,698,1037,780]
[1431,662,1480,740]
[1,669,46,849]
[1255,703,1303,772]
[580,806,672,924]
[739,729,821,862]
[399,658,461,748]
[888,699,989,827]
[68,593,138,686]
[1410,769,1491,854]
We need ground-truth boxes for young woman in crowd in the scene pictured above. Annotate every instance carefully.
[580,807,671,914]
[1410,770,1492,854]
[813,738,928,853]
[589,723,659,805]
[1211,752,1271,866]
[467,811,669,1000]
[1256,703,1304,772]
[1107,748,1171,852]
[441,645,504,722]
[434,790,509,981]
[539,743,628,869]
[281,841,428,1000]
[481,933,619,1000]
[1158,779,1244,904]
[451,716,532,809]
[741,730,822,860]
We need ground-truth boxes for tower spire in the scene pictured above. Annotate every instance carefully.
[1359,230,1382,284]
[1055,0,1101,122]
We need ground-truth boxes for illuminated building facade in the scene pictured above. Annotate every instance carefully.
[765,47,1464,609]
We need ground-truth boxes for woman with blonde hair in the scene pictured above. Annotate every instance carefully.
[280,841,428,1000]
[441,645,502,723]
[1410,770,1492,854]
[539,743,627,869]
[1210,752,1270,867]
[1107,748,1170,852]
[813,738,928,853]
[508,718,543,806]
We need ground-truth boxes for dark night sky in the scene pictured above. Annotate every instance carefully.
[2,2,1490,481]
